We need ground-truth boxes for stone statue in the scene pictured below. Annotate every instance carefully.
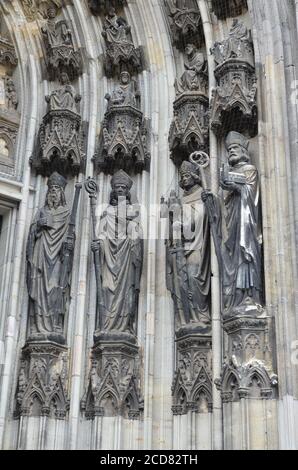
[42,5,72,49]
[5,77,18,110]
[213,19,252,65]
[164,160,211,332]
[175,44,207,95]
[26,173,81,342]
[91,170,143,336]
[105,71,140,109]
[202,132,263,315]
[102,7,133,47]
[46,72,81,113]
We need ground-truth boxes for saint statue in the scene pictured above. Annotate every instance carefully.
[212,19,252,65]
[26,173,79,342]
[105,71,140,109]
[102,7,133,46]
[202,132,263,315]
[164,160,211,332]
[42,5,72,49]
[175,44,208,95]
[91,170,143,336]
[46,72,81,113]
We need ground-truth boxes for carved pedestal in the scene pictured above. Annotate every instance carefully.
[15,341,69,419]
[172,330,212,415]
[165,1,204,50]
[81,333,142,420]
[211,0,248,20]
[103,43,145,79]
[169,92,209,167]
[88,0,126,15]
[216,312,278,403]
[31,109,86,176]
[95,105,150,174]
[211,59,257,137]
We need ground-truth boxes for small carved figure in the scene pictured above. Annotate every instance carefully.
[105,71,140,110]
[175,44,207,95]
[102,7,133,47]
[46,72,81,113]
[42,5,72,49]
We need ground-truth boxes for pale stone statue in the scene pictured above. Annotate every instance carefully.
[175,44,207,95]
[46,72,81,113]
[26,173,78,342]
[102,7,133,46]
[92,170,143,335]
[105,71,140,109]
[42,5,72,48]
[213,19,252,65]
[202,132,263,315]
[164,160,211,332]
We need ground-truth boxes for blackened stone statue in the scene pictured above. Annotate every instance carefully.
[26,173,78,343]
[105,71,140,110]
[46,72,81,113]
[202,132,263,317]
[92,170,143,340]
[164,160,211,333]
[102,7,133,47]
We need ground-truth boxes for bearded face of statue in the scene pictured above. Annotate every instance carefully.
[227,144,249,167]
[120,72,130,86]
[47,185,64,209]
[185,44,195,57]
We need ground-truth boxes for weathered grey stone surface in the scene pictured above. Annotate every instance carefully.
[0,0,297,451]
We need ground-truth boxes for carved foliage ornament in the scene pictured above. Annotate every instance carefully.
[0,37,18,67]
[165,0,204,50]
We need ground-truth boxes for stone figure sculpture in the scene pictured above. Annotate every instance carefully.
[91,170,143,337]
[202,132,263,316]
[164,159,211,332]
[175,44,208,95]
[46,72,81,113]
[102,7,133,47]
[212,19,253,66]
[42,5,72,49]
[105,71,140,109]
[26,173,81,342]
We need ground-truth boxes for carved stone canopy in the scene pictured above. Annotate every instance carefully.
[211,0,248,20]
[41,12,83,81]
[210,20,257,137]
[169,92,209,167]
[21,0,62,22]
[172,334,213,415]
[0,37,18,67]
[31,82,86,177]
[165,0,204,50]
[101,11,145,78]
[95,77,150,174]
[81,339,143,420]
[15,341,69,420]
[88,0,127,15]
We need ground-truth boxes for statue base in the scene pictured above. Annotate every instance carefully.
[172,329,212,415]
[15,340,69,419]
[215,308,278,402]
[81,331,142,420]
[27,332,66,345]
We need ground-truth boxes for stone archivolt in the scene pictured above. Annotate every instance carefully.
[95,72,150,174]
[31,74,86,177]
[210,20,257,137]
[211,0,248,20]
[165,0,204,51]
